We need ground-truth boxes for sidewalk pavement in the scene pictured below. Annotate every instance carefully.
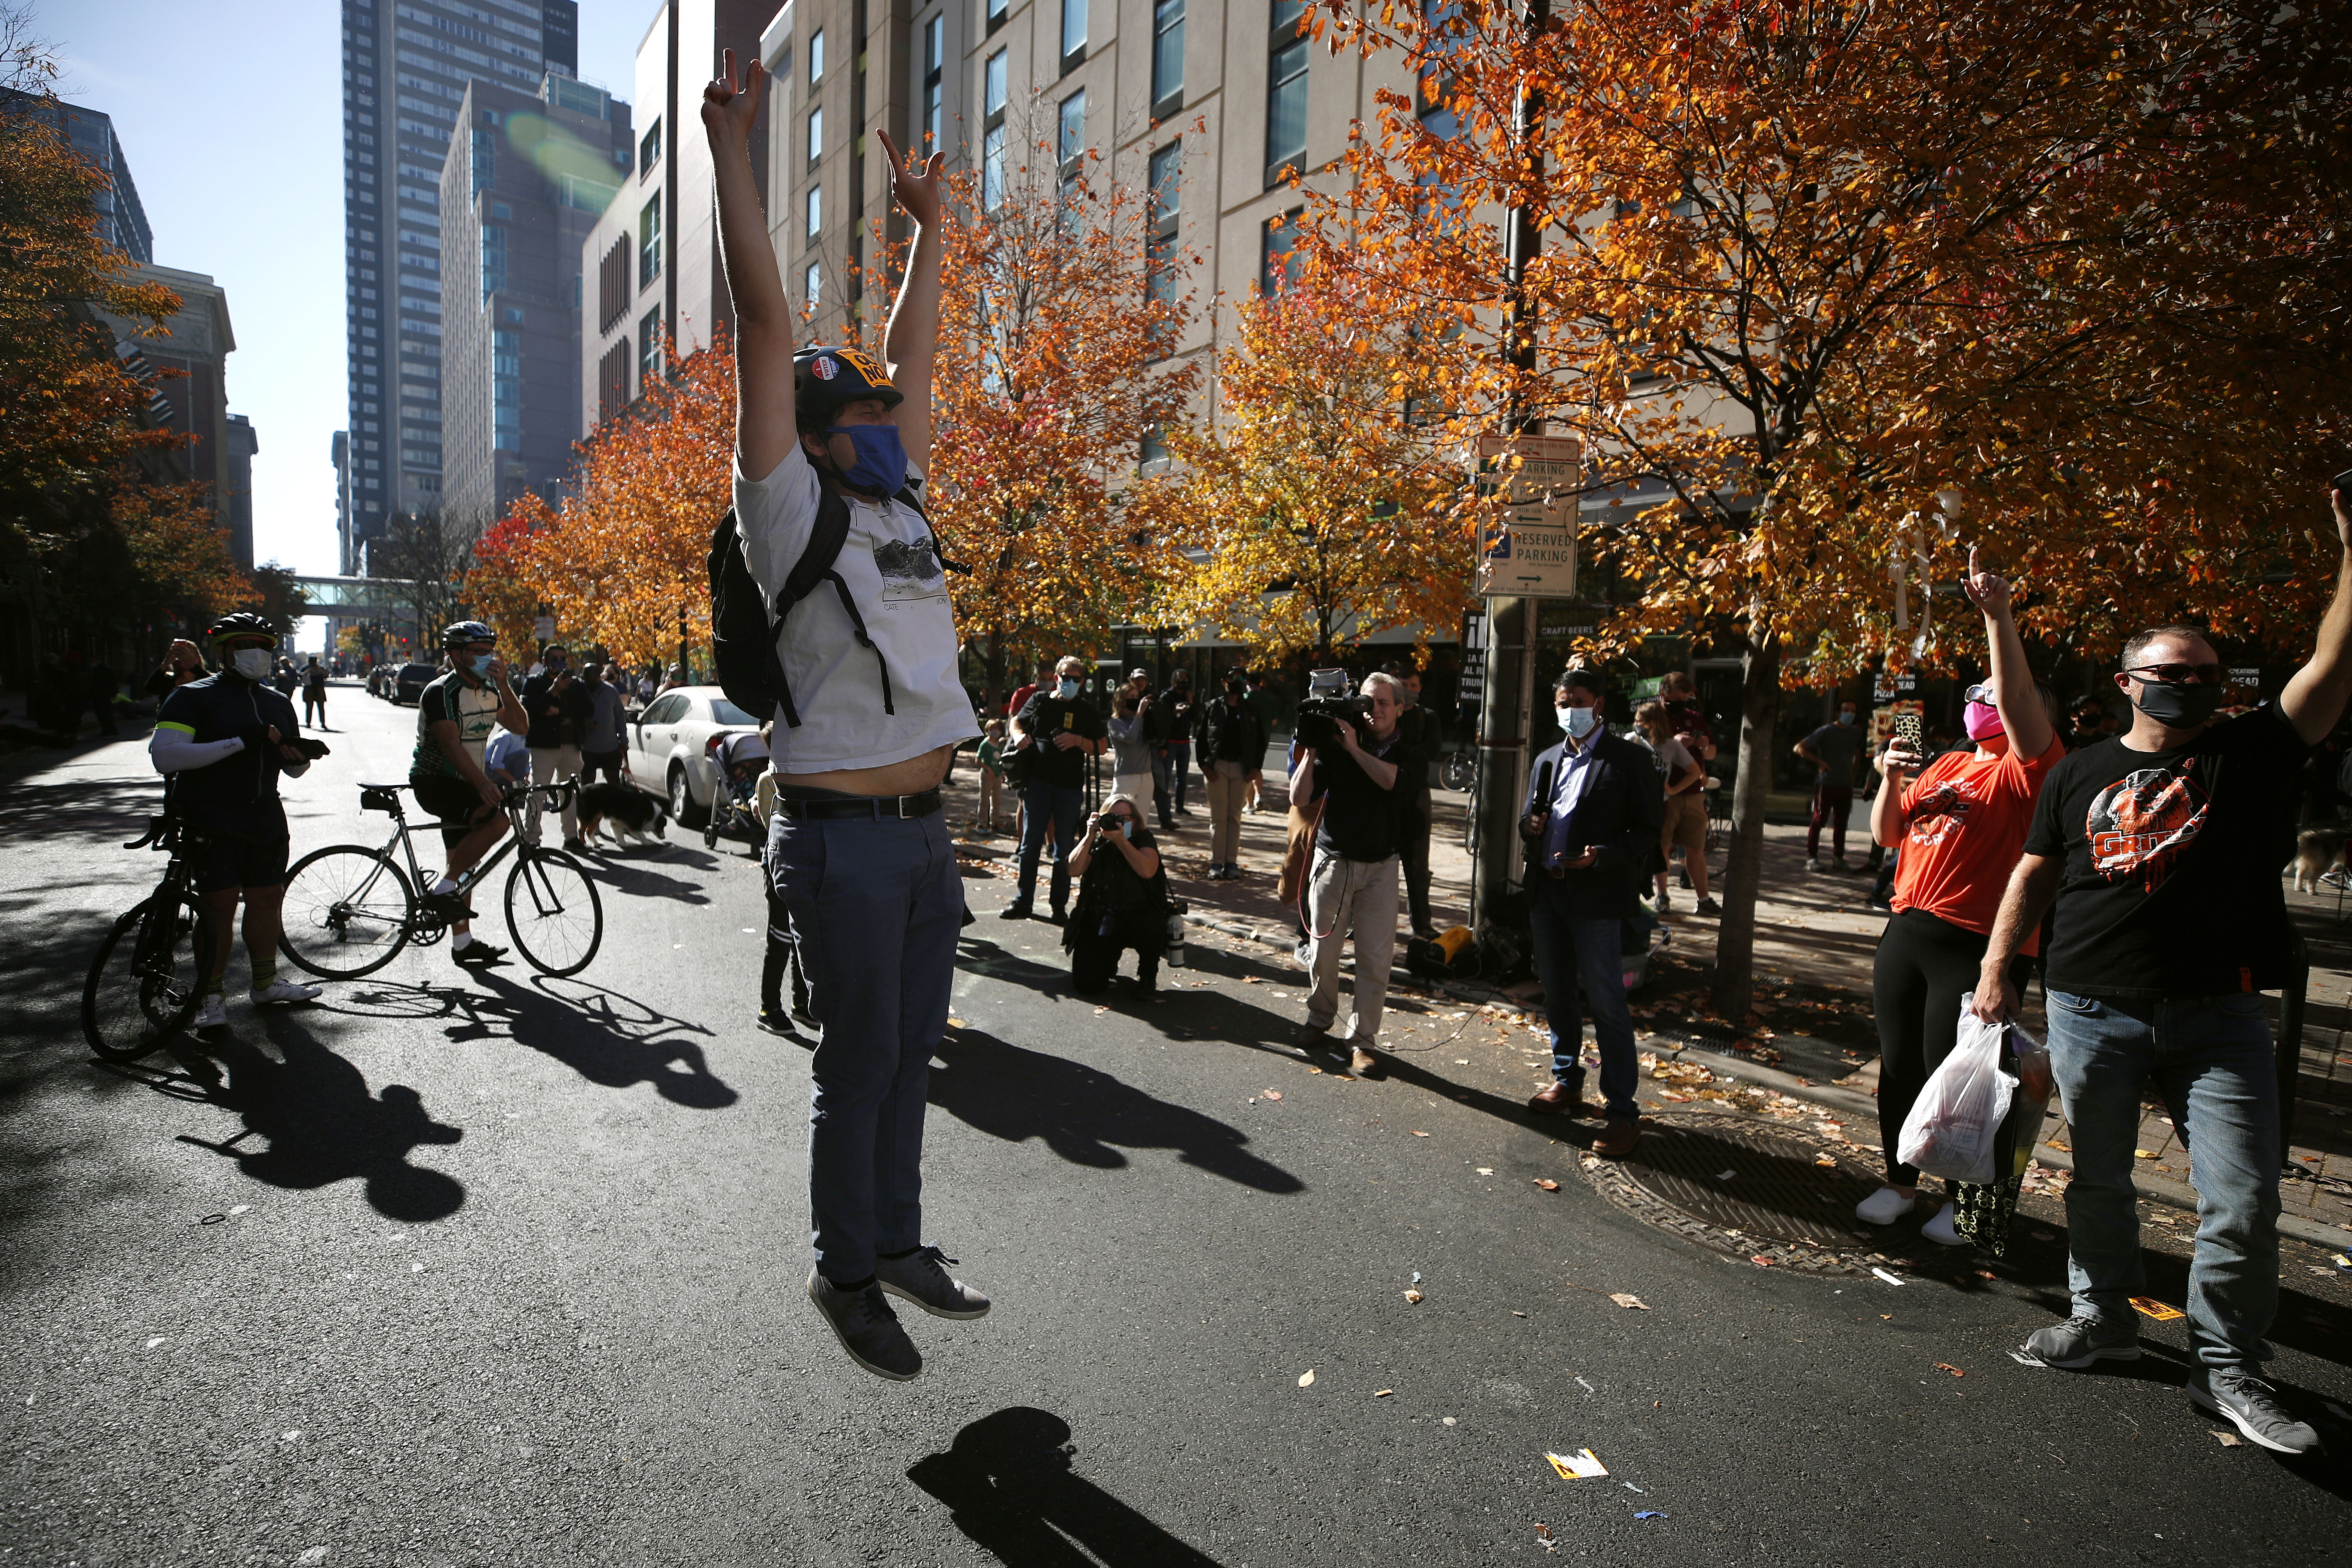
[940,750,2352,1250]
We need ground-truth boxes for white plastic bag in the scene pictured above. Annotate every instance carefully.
[1896,994,2018,1185]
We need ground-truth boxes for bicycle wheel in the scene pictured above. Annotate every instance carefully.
[83,893,214,1061]
[279,845,416,978]
[505,847,603,977]
[1441,751,1475,793]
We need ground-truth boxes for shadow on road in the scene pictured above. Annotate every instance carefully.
[172,1014,465,1222]
[313,972,737,1109]
[955,935,1308,1062]
[928,1026,1302,1194]
[582,858,713,906]
[908,1407,1223,1567]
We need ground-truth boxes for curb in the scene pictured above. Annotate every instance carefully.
[1178,912,2352,1255]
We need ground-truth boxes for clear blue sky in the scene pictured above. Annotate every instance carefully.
[44,0,657,640]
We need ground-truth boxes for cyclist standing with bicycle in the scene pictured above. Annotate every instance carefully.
[410,621,527,967]
[148,612,325,1028]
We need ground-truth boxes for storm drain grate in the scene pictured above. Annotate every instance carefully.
[1609,1114,1880,1252]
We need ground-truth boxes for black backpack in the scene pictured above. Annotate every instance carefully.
[708,472,958,729]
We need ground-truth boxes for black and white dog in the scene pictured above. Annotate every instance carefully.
[576,782,669,850]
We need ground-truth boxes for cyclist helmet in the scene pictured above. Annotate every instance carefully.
[441,619,496,649]
[204,611,279,649]
[794,346,901,432]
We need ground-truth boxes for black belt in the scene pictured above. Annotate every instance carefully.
[777,788,943,821]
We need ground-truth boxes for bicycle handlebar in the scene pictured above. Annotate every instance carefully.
[122,815,170,851]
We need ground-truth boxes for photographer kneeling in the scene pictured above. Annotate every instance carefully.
[1291,672,1421,1077]
[1063,793,1170,994]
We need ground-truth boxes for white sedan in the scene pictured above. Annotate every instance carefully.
[625,686,765,827]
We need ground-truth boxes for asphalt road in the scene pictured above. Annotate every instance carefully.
[3,684,2349,1567]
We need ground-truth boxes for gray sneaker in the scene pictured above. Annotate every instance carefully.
[874,1246,992,1320]
[2022,1313,2141,1369]
[806,1271,922,1381]
[2189,1367,2322,1455]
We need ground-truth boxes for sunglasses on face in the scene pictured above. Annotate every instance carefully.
[1963,683,1995,704]
[2126,662,2223,686]
[1108,812,1136,823]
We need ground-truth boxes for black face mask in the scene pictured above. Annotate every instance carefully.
[2128,677,2223,728]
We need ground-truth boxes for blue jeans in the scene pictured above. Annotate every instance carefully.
[2045,989,2281,1368]
[1016,779,1085,910]
[1167,741,1192,810]
[1526,882,1640,1119]
[768,805,964,1284]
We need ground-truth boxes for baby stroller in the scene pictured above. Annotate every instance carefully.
[703,730,770,851]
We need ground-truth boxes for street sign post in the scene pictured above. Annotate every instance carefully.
[1474,434,1583,599]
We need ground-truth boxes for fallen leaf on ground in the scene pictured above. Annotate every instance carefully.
[2134,1148,2157,1159]
[2129,1296,2187,1322]
[1306,1066,1323,1074]
[1411,1130,1430,1137]
[1751,1256,1776,1267]
[1534,1179,1560,1191]
[1298,1369,1315,1387]
[1262,1090,1282,1101]
[1093,1007,1110,1016]
[1404,1289,1424,1303]
[2211,1430,2242,1447]
[1608,1293,1648,1310]
[1477,1167,1495,1175]
[1935,1363,1965,1378]
[1373,1389,1393,1397]
[946,1017,967,1029]
[1814,1154,1838,1168]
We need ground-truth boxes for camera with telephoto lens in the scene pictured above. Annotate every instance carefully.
[1295,668,1371,751]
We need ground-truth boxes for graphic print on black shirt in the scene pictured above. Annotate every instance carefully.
[2086,763,2211,891]
[1905,777,1977,846]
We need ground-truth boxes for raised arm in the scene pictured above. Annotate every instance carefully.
[875,129,945,470]
[1960,546,2055,759]
[2280,485,2352,745]
[702,50,794,481]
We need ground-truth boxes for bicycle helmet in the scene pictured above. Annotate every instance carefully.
[441,619,496,649]
[204,611,279,649]
[794,346,901,432]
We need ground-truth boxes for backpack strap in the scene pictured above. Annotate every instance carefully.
[894,480,968,576]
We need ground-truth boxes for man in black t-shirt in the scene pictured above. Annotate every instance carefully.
[1289,672,1421,1077]
[1796,698,1863,871]
[1001,655,1108,921]
[1972,485,2352,1455]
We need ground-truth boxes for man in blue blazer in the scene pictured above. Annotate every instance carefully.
[1520,668,1664,1155]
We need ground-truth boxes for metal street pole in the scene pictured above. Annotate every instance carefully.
[1470,0,1549,937]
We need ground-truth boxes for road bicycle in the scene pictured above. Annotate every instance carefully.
[82,812,217,1061]
[1439,748,1476,794]
[276,780,603,980]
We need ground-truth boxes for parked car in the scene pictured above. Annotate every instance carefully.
[391,662,440,704]
[625,685,763,827]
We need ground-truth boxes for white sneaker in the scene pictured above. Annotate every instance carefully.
[193,994,228,1029]
[250,979,322,1006]
[1921,1201,1966,1246]
[1856,1186,1917,1225]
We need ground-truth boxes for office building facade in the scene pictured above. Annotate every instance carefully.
[579,0,773,437]
[1,93,153,262]
[341,0,579,572]
[89,265,250,570]
[439,75,632,527]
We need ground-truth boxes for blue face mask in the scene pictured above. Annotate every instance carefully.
[827,422,908,495]
[1057,678,1080,699]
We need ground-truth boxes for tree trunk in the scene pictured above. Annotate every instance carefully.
[1708,636,1781,1021]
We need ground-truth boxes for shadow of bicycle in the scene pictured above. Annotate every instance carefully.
[315,972,737,1109]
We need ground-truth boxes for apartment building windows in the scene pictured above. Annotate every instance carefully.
[807,106,822,164]
[1061,0,1086,67]
[1262,206,1303,294]
[639,118,660,179]
[1146,140,1180,351]
[983,47,1008,211]
[492,329,521,453]
[986,0,1007,30]
[922,13,945,151]
[1151,0,1184,116]
[805,260,822,308]
[805,183,822,241]
[1267,1,1309,187]
[638,198,662,288]
[985,46,1006,117]
[639,308,662,383]
[808,29,824,82]
[1058,89,1086,165]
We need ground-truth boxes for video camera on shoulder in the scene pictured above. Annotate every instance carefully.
[1295,667,1370,750]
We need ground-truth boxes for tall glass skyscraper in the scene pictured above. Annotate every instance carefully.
[340,0,577,572]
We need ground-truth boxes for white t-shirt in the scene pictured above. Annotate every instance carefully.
[733,445,978,773]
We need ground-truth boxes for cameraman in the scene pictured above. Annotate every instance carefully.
[1063,793,1170,993]
[1289,672,1422,1076]
[1003,655,1107,922]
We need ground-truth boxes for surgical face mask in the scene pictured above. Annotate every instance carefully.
[545,652,566,672]
[2129,675,2223,728]
[1837,710,1856,726]
[229,647,272,682]
[1117,818,1135,840]
[1558,704,1599,739]
[827,422,908,495]
[1963,699,2005,742]
[452,652,481,675]
[1057,677,1080,699]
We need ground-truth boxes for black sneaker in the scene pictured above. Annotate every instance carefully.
[1694,897,1721,915]
[998,903,1033,921]
[563,836,588,852]
[453,939,508,966]
[806,1271,922,1381]
[756,1009,797,1038]
[2188,1367,2322,1454]
[420,891,477,922]
[2021,1313,2141,1369]
[874,1246,992,1320]
[1047,907,1067,926]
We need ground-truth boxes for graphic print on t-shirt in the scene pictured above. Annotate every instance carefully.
[873,534,946,602]
[2086,762,2210,891]
[1905,778,1978,848]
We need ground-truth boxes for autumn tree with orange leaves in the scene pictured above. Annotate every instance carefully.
[925,99,1199,704]
[1163,253,1471,666]
[1311,0,2352,1014]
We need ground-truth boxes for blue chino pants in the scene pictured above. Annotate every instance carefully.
[767,805,964,1285]
[2045,989,2281,1368]
[1526,879,1641,1119]
[1015,780,1085,911]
